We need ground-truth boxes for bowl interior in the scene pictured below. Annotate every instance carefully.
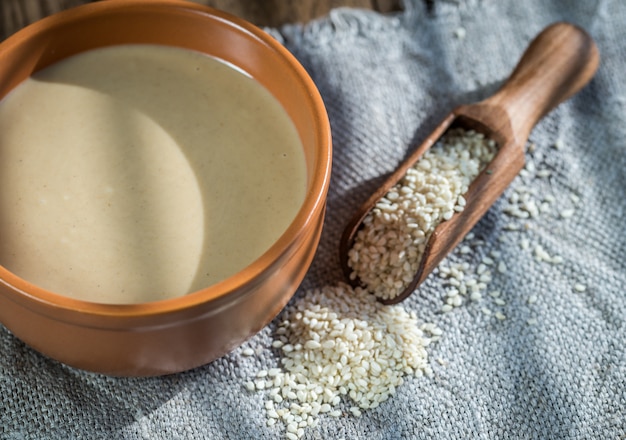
[0,0,331,315]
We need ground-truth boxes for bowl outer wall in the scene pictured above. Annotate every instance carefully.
[0,0,332,375]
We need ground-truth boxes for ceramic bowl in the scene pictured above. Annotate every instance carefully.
[0,0,331,376]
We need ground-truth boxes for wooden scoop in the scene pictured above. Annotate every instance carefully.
[339,22,600,305]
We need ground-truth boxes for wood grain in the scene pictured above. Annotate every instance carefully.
[0,0,403,40]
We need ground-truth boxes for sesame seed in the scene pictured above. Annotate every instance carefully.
[446,288,459,298]
[268,368,281,377]
[550,255,563,264]
[574,283,587,292]
[536,169,552,178]
[304,340,321,350]
[242,347,254,356]
[482,256,494,266]
[287,422,298,433]
[350,406,362,417]
[534,245,551,262]
[470,292,482,302]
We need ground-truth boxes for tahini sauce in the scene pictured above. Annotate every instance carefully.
[0,45,306,304]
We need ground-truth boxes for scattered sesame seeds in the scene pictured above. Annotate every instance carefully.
[247,283,438,439]
[347,128,497,301]
[530,244,564,265]
[437,257,494,311]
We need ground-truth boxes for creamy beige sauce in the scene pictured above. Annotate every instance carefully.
[0,44,306,304]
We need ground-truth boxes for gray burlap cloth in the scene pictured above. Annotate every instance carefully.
[2,0,625,438]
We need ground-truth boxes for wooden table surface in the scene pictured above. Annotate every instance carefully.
[1,0,402,40]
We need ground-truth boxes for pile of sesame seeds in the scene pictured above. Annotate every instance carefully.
[347,128,498,301]
[244,283,440,439]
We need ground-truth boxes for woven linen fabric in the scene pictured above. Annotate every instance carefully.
[2,0,625,438]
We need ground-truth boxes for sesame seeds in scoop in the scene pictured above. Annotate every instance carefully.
[347,128,498,301]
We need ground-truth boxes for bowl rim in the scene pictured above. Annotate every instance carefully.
[0,0,332,321]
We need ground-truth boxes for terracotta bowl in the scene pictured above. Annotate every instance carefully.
[0,0,331,376]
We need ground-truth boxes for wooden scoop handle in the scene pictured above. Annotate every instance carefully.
[485,22,600,144]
